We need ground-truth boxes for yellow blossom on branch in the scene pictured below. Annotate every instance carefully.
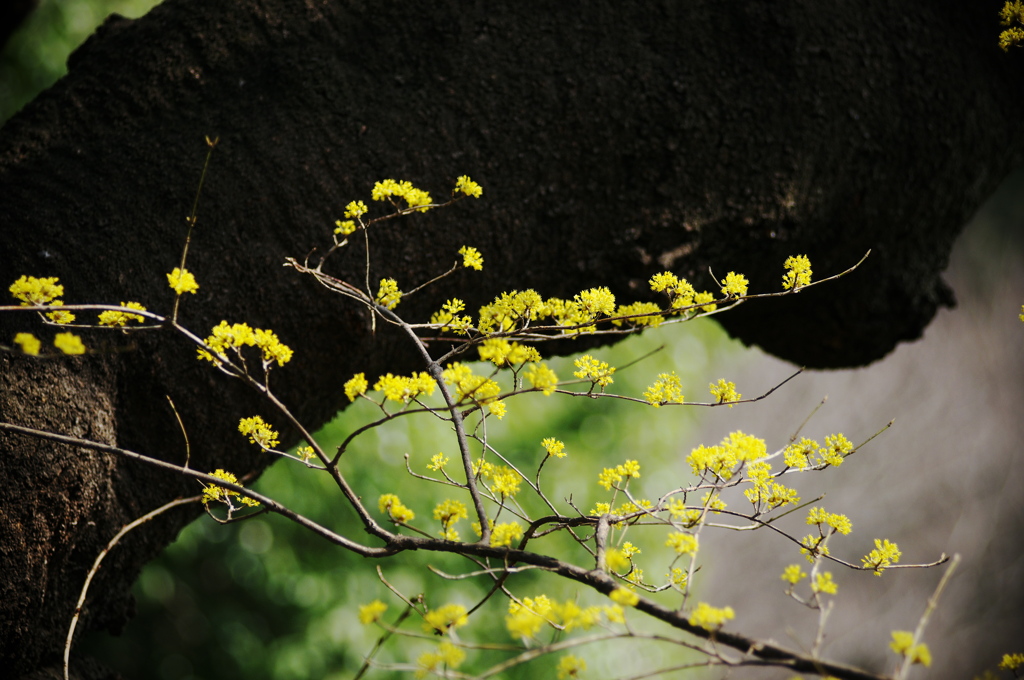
[371,178,432,211]
[489,521,524,547]
[45,302,75,324]
[688,602,735,630]
[573,354,616,388]
[454,175,483,198]
[53,332,86,355]
[556,655,587,680]
[9,275,63,305]
[782,254,813,290]
[375,278,402,310]
[167,267,199,295]
[666,532,699,556]
[813,572,838,595]
[417,642,466,675]
[525,362,558,395]
[358,600,388,624]
[610,588,639,607]
[202,469,260,507]
[541,437,566,458]
[423,603,469,635]
[334,219,356,236]
[344,372,368,401]
[781,564,807,585]
[238,415,280,451]
[344,200,368,218]
[458,245,484,270]
[890,631,931,667]
[378,493,415,523]
[427,452,449,471]
[98,301,147,327]
[709,378,741,405]
[14,332,41,356]
[644,371,683,406]
[862,538,901,575]
[719,271,749,297]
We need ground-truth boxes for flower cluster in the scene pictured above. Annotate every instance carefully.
[375,278,402,310]
[371,179,432,211]
[611,301,664,328]
[643,371,684,406]
[541,437,566,458]
[473,459,522,498]
[343,372,368,401]
[423,603,469,635]
[648,271,716,312]
[782,254,813,290]
[597,459,641,491]
[202,469,260,507]
[719,271,749,297]
[688,602,735,630]
[378,493,415,523]
[443,362,505,416]
[782,433,854,468]
[505,594,622,640]
[743,460,800,510]
[197,321,293,368]
[98,301,147,327]
[373,372,435,404]
[167,267,199,295]
[708,378,741,405]
[471,519,524,547]
[890,631,932,667]
[238,415,280,451]
[458,245,484,270]
[9,275,76,324]
[358,600,388,624]
[454,175,483,198]
[687,431,766,480]
[862,538,902,575]
[806,506,853,535]
[430,298,473,335]
[573,354,616,388]
[433,499,468,540]
[1000,1,1024,51]
[524,362,559,396]
[478,338,540,366]
[665,532,699,556]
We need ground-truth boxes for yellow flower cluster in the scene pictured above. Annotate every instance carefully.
[9,275,76,324]
[430,298,473,335]
[890,631,932,667]
[556,655,587,680]
[597,459,641,491]
[98,301,147,327]
[719,271,749,297]
[13,333,41,356]
[473,459,522,498]
[667,492,727,527]
[800,534,831,563]
[812,572,838,595]
[665,532,699,556]
[344,372,368,401]
[476,287,625,336]
[375,278,402,310]
[417,642,465,676]
[458,245,484,270]
[167,267,199,295]
[358,600,388,624]
[643,371,684,406]
[806,506,853,535]
[541,437,566,458]
[478,338,540,366]
[54,332,86,355]
[743,460,800,510]
[9,275,63,305]
[612,301,664,328]
[862,538,901,575]
[197,321,293,367]
[999,653,1024,671]
[423,603,469,634]
[782,254,813,290]
[443,362,505,416]
[371,178,432,211]
[688,602,735,630]
[609,588,639,607]
[433,499,468,540]
[709,378,741,405]
[505,595,621,640]
[525,362,558,396]
[783,434,854,468]
[427,452,449,471]
[373,372,435,404]
[781,564,807,585]
[344,200,368,219]
[648,271,716,312]
[573,354,616,388]
[687,431,766,480]
[1000,1,1024,51]
[378,493,415,523]
[202,469,260,507]
[454,175,483,198]
[470,517,524,547]
[334,219,356,236]
[238,415,280,451]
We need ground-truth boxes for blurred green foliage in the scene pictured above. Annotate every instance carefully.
[0,0,160,123]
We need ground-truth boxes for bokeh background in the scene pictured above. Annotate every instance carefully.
[3,2,1022,679]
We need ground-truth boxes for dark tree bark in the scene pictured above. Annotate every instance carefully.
[1,1,1021,677]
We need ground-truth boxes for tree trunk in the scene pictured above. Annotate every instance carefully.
[1,0,1021,676]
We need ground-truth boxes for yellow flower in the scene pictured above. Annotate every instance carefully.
[719,271,749,297]
[454,175,483,198]
[556,654,587,679]
[458,245,484,270]
[238,415,280,451]
[358,600,388,624]
[644,371,683,406]
[688,602,735,630]
[490,521,523,547]
[423,603,469,634]
[525,362,558,395]
[812,572,838,595]
[416,642,466,676]
[541,437,566,458]
[573,355,616,387]
[9,275,63,305]
[862,538,901,575]
[781,564,806,585]
[167,267,199,295]
[14,333,41,356]
[782,254,813,290]
[890,631,931,667]
[999,653,1024,671]
[45,302,75,324]
[344,373,368,401]
[98,301,147,327]
[344,200,368,218]
[53,332,86,355]
[371,179,432,211]
[609,588,639,607]
[666,532,699,556]
[375,278,402,310]
[433,499,468,540]
[427,452,449,471]
[334,219,356,235]
[709,378,741,405]
[202,469,261,507]
[378,493,415,523]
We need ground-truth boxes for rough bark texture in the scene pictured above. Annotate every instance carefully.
[0,0,1021,676]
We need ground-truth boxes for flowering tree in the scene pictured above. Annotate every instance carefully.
[2,1,1024,678]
